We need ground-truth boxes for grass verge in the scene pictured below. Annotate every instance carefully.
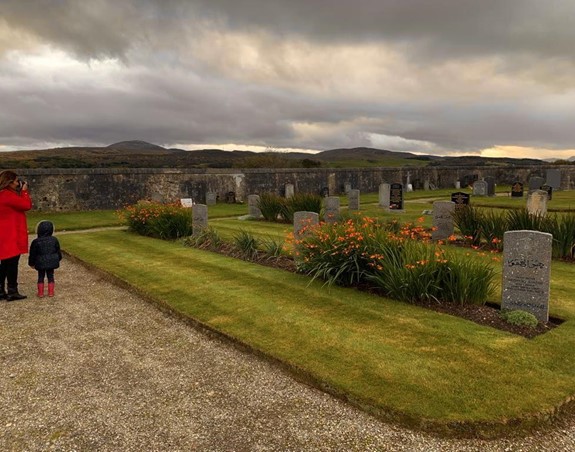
[60,230,575,437]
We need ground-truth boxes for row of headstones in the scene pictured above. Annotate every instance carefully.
[472,178,553,200]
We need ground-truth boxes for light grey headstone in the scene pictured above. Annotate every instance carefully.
[348,189,360,211]
[424,180,431,191]
[528,176,545,191]
[206,192,217,206]
[501,230,552,322]
[379,183,390,209]
[248,194,263,218]
[473,180,488,196]
[180,198,194,208]
[455,181,461,189]
[545,169,561,190]
[324,197,341,223]
[406,184,413,192]
[526,190,548,216]
[285,183,295,198]
[344,182,352,194]
[192,204,208,236]
[294,211,319,241]
[431,201,455,240]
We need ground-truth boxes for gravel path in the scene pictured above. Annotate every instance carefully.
[2,257,575,451]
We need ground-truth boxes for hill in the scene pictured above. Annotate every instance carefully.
[0,140,548,169]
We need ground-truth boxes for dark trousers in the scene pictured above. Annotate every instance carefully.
[37,269,55,284]
[0,255,21,292]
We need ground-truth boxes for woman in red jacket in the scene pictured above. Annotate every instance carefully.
[0,170,32,301]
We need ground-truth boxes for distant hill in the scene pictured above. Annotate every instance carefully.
[0,140,549,169]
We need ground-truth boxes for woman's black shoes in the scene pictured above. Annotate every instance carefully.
[6,291,27,301]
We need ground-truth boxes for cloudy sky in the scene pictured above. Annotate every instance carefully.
[1,0,575,159]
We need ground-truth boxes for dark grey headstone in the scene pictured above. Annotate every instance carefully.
[451,192,470,208]
[473,180,488,196]
[484,176,496,196]
[389,183,403,210]
[528,176,545,191]
[541,184,553,200]
[501,230,552,322]
[205,192,217,206]
[511,182,524,198]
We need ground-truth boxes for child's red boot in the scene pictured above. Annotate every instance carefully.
[48,282,55,297]
[37,283,45,298]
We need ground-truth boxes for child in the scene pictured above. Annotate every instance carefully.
[28,220,62,298]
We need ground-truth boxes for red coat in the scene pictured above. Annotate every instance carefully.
[0,188,32,260]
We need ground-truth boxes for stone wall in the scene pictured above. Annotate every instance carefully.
[17,165,575,211]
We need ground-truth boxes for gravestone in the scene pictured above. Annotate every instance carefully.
[526,190,548,216]
[328,173,337,196]
[472,180,488,196]
[462,174,478,188]
[511,182,524,198]
[528,176,545,191]
[501,230,552,322]
[545,169,561,190]
[348,189,360,211]
[379,183,390,209]
[451,192,470,209]
[541,184,553,201]
[205,192,217,206]
[248,194,263,218]
[484,176,496,196]
[293,211,319,241]
[192,204,208,236]
[285,183,295,198]
[424,180,431,191]
[180,198,194,208]
[432,201,455,241]
[323,197,340,223]
[344,182,352,194]
[320,187,330,197]
[454,181,461,189]
[389,183,404,210]
[225,191,236,203]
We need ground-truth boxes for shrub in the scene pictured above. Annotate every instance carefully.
[506,208,548,232]
[546,212,575,259]
[452,206,483,246]
[183,227,223,251]
[478,209,507,251]
[260,236,285,258]
[280,193,323,223]
[500,310,538,328]
[121,201,193,239]
[233,230,260,260]
[258,193,285,222]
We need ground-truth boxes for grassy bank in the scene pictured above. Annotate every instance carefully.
[59,229,575,435]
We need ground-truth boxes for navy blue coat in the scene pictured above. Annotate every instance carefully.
[28,221,62,270]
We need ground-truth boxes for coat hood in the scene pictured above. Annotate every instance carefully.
[36,220,54,237]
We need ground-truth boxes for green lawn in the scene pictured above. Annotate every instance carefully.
[59,229,575,436]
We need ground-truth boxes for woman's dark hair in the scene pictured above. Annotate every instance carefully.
[0,170,18,191]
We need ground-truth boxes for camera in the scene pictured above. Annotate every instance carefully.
[17,178,28,190]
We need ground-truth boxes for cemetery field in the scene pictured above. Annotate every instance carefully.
[59,229,575,436]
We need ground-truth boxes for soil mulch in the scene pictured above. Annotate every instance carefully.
[199,244,559,339]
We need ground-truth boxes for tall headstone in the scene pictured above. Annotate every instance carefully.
[528,176,545,191]
[389,183,404,210]
[379,183,390,209]
[451,192,470,209]
[431,201,455,240]
[501,230,552,322]
[328,173,337,196]
[285,183,295,198]
[545,169,561,190]
[473,180,488,196]
[511,182,524,198]
[526,190,548,216]
[423,180,431,191]
[294,211,319,241]
[344,182,352,194]
[484,176,496,196]
[348,189,360,211]
[454,181,461,189]
[205,192,217,206]
[248,194,263,218]
[324,196,341,223]
[192,204,208,236]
